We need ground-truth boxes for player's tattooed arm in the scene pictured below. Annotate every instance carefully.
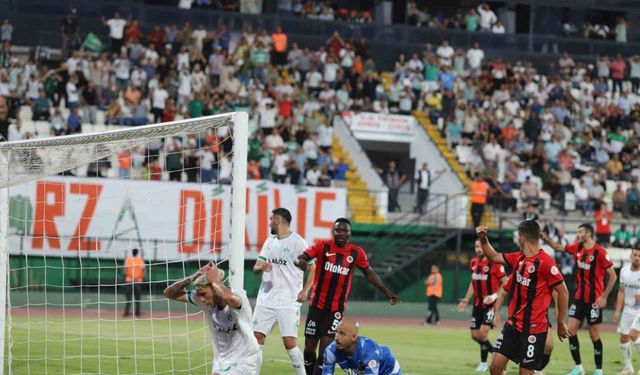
[475,226,505,264]
[361,267,400,305]
[295,253,312,271]
[163,263,208,301]
[539,232,566,252]
[205,264,242,308]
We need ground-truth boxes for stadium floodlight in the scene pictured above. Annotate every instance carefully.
[0,112,248,373]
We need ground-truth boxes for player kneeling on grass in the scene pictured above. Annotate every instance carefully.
[612,248,640,375]
[457,239,507,372]
[322,318,401,375]
[163,261,259,375]
[477,221,570,375]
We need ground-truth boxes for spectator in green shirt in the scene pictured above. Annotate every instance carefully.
[464,9,479,31]
[250,41,270,83]
[613,224,633,248]
[188,93,204,118]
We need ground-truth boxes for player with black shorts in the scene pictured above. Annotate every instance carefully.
[476,221,569,375]
[457,239,507,372]
[295,218,400,375]
[541,223,616,375]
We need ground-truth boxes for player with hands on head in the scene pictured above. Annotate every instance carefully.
[163,261,259,375]
[476,223,570,375]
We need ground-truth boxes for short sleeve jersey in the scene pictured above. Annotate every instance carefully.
[187,288,260,368]
[503,250,564,334]
[619,264,640,314]
[470,256,506,307]
[256,232,311,309]
[305,240,370,312]
[566,242,613,303]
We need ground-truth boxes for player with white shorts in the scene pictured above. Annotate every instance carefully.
[614,248,640,375]
[252,208,316,374]
[163,262,259,375]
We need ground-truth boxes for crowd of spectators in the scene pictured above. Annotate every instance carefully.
[407,2,506,34]
[389,35,640,228]
[0,12,399,189]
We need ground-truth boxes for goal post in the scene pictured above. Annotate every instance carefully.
[0,111,249,374]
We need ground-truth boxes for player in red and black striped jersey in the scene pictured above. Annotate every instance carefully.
[295,218,400,375]
[541,223,617,375]
[477,221,570,375]
[457,239,507,372]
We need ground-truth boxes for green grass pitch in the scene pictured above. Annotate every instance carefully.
[5,314,628,374]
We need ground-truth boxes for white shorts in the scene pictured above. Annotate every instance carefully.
[213,355,258,375]
[252,305,301,338]
[630,312,640,334]
[618,310,638,335]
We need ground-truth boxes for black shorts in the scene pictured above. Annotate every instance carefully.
[494,323,547,369]
[304,307,343,338]
[470,306,496,329]
[569,301,602,325]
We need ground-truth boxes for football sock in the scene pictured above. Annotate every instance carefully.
[621,341,632,369]
[569,336,582,365]
[593,339,603,369]
[288,347,306,375]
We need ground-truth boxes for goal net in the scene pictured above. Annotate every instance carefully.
[0,112,248,374]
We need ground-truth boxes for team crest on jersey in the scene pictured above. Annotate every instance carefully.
[551,266,559,275]
[334,312,342,319]
[283,247,290,253]
[347,256,354,263]
[528,265,536,273]
[589,255,594,261]
[528,335,537,344]
[368,359,378,368]
[484,266,489,272]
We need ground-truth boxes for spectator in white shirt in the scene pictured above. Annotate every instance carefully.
[477,3,497,32]
[483,136,502,163]
[114,51,131,94]
[271,147,289,183]
[436,40,454,67]
[306,165,321,186]
[466,43,484,76]
[66,75,80,110]
[491,20,506,34]
[151,82,169,123]
[265,128,284,150]
[317,122,333,152]
[191,24,207,53]
[408,53,424,74]
[102,12,128,54]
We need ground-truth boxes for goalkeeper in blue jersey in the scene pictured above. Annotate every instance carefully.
[322,318,401,375]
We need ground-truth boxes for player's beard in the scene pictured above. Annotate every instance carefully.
[270,226,276,235]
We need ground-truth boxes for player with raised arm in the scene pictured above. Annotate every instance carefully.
[252,208,316,375]
[457,239,507,372]
[322,318,401,375]
[163,261,259,375]
[612,248,640,375]
[541,223,617,375]
[493,275,559,375]
[295,218,400,375]
[477,221,570,375]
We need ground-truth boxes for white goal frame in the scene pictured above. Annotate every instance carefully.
[0,111,249,372]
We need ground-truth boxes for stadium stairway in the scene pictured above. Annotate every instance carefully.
[370,226,460,293]
[332,136,385,224]
[412,112,497,229]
